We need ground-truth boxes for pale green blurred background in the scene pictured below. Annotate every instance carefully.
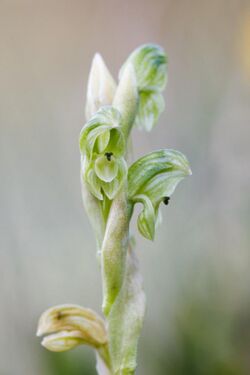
[1,1,250,374]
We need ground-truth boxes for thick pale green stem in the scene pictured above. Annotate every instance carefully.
[100,60,137,314]
[99,62,142,374]
[107,245,145,375]
[101,195,146,375]
[101,189,130,316]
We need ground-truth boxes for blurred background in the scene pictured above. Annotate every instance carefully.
[1,0,250,374]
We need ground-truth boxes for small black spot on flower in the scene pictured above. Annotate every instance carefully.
[105,152,113,161]
[163,196,170,205]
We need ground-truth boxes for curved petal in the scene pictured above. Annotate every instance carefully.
[79,106,123,158]
[86,168,103,200]
[135,194,156,241]
[41,330,86,352]
[128,149,191,240]
[119,44,167,92]
[97,130,110,153]
[95,156,118,183]
[101,158,127,200]
[128,149,191,198]
[135,91,165,132]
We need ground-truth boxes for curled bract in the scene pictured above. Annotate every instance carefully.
[80,106,127,200]
[128,149,191,240]
[119,44,168,131]
[37,304,107,352]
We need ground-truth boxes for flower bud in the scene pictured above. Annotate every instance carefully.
[85,53,117,120]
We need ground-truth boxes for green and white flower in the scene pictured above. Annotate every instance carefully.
[128,149,192,240]
[80,106,127,200]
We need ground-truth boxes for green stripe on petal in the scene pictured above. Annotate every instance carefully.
[142,170,187,205]
[119,44,167,92]
[128,149,191,198]
[135,91,165,131]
